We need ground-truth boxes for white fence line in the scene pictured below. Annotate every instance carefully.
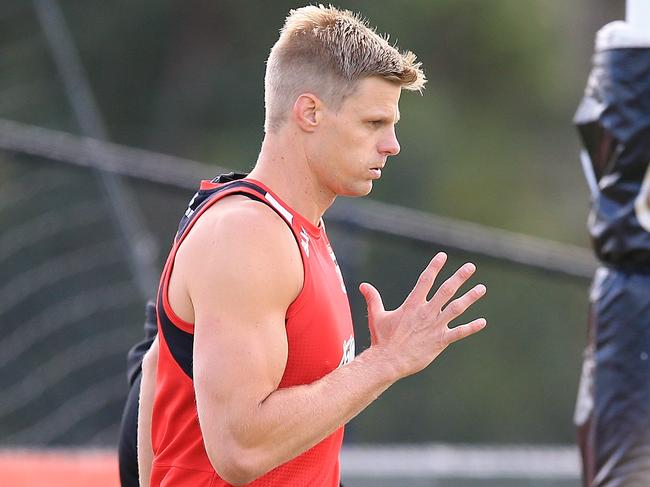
[341,444,580,479]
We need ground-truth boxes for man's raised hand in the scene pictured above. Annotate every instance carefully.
[359,252,487,380]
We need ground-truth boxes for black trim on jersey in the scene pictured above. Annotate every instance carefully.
[228,191,265,204]
[176,177,267,239]
[212,172,249,183]
[228,180,269,196]
[158,292,194,379]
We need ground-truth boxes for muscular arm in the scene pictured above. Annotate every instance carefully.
[137,336,158,487]
[177,200,486,486]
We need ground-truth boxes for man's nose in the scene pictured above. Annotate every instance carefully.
[380,128,400,156]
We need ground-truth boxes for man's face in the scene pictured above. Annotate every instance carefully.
[307,76,402,198]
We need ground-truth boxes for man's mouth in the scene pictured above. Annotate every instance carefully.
[370,165,384,178]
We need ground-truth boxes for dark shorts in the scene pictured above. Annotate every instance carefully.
[575,267,650,486]
[118,373,142,487]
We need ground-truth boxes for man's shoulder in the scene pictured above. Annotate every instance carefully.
[177,194,302,282]
[177,194,304,316]
[191,194,295,244]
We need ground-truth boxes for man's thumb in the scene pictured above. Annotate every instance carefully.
[359,282,384,314]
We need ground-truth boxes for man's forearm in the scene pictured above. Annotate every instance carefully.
[201,346,397,484]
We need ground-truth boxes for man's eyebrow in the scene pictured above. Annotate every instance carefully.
[367,110,400,123]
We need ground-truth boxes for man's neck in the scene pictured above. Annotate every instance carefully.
[248,132,336,226]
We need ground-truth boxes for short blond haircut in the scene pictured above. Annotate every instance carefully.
[264,5,426,133]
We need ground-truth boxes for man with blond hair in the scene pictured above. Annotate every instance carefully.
[137,5,487,486]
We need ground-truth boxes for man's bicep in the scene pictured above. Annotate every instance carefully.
[193,284,290,405]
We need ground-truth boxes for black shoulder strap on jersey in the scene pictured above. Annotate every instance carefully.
[175,173,268,240]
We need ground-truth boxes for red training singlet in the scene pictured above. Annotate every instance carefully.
[150,174,355,486]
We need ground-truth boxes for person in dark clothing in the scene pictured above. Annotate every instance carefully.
[118,301,157,487]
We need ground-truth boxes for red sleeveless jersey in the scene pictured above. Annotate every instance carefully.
[150,175,355,486]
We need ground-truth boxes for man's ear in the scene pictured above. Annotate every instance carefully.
[292,93,322,132]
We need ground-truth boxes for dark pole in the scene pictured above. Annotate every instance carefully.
[33,0,159,299]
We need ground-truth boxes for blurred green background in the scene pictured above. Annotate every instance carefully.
[0,0,625,450]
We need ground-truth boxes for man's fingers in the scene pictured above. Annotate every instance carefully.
[428,262,476,312]
[445,318,487,344]
[404,252,447,305]
[439,284,486,322]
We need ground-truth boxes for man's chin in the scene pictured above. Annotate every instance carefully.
[342,182,373,198]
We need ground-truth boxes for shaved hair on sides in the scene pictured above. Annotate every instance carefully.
[264,4,426,133]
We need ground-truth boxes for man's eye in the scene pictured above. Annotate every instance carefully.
[369,120,383,127]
